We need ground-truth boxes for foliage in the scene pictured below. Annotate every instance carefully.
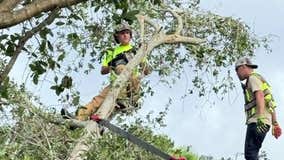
[0,82,198,159]
[0,0,272,159]
[0,0,270,104]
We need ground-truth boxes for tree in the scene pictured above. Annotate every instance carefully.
[0,0,269,159]
[0,78,199,159]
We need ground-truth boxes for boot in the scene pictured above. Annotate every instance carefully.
[60,108,78,130]
[61,108,75,119]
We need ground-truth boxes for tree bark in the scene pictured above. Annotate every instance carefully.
[0,0,21,12]
[0,0,87,29]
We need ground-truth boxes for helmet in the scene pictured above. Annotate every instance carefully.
[113,22,132,43]
[235,57,258,69]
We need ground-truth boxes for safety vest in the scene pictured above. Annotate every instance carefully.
[102,44,138,82]
[243,72,277,118]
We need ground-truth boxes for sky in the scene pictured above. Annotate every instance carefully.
[7,0,284,159]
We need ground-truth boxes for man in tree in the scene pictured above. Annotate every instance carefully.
[71,22,150,121]
[235,57,282,160]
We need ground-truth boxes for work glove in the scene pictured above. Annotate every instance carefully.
[272,122,282,139]
[256,116,269,133]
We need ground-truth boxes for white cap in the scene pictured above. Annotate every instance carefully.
[235,57,258,69]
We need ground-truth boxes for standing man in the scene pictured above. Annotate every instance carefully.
[74,22,149,121]
[235,57,282,160]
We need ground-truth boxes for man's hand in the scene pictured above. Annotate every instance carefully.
[256,116,269,133]
[101,66,111,75]
[272,122,282,139]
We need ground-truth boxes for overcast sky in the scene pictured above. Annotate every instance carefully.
[8,0,284,159]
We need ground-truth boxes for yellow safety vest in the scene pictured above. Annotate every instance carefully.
[243,72,277,118]
[102,44,138,82]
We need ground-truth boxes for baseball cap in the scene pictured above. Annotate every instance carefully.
[235,57,258,69]
[114,22,131,33]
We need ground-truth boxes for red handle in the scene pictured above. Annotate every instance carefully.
[170,156,187,160]
[90,114,101,122]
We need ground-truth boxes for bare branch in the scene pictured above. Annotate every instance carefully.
[159,34,205,45]
[166,9,183,34]
[0,9,59,85]
[136,14,162,33]
[0,0,22,12]
[49,117,88,128]
[136,14,145,43]
[0,0,87,29]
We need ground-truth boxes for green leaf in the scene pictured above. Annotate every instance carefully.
[54,76,58,83]
[125,10,139,19]
[31,52,38,58]
[0,78,9,99]
[72,96,80,106]
[32,74,39,85]
[39,41,46,52]
[153,0,162,5]
[29,63,36,71]
[50,85,65,96]
[10,34,19,42]
[88,63,95,70]
[0,34,8,41]
[47,58,55,70]
[47,41,53,52]
[29,61,47,75]
[5,43,15,57]
[67,33,79,40]
[0,43,5,50]
[61,76,72,89]
[55,21,65,26]
[57,53,65,61]
[70,13,82,20]
[67,33,80,48]
[39,28,48,39]
[50,85,57,90]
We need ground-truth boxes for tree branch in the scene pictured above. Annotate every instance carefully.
[67,10,205,160]
[158,34,205,45]
[0,0,87,29]
[0,0,21,12]
[166,9,183,35]
[0,9,59,85]
[49,116,88,128]
[136,14,145,43]
[136,14,161,33]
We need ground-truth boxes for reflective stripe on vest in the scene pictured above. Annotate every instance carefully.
[244,89,271,111]
[244,72,276,114]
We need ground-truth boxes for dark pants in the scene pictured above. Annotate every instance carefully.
[245,123,270,160]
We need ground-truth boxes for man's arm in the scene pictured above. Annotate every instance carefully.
[255,90,265,116]
[272,110,277,124]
